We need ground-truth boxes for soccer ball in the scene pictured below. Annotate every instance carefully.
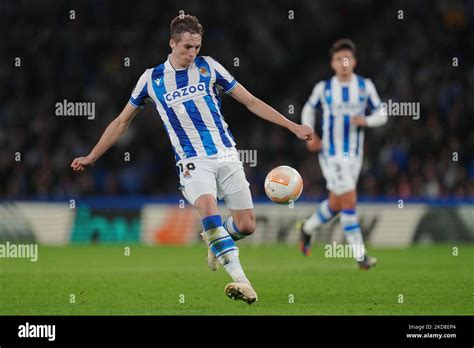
[264,165,303,204]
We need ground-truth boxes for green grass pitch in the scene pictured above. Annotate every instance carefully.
[0,244,472,315]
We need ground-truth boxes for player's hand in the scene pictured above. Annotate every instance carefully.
[292,124,314,141]
[306,134,322,153]
[351,116,367,127]
[71,155,95,172]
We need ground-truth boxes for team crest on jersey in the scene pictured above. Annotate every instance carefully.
[199,66,210,77]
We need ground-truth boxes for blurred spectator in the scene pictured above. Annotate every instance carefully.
[0,0,472,199]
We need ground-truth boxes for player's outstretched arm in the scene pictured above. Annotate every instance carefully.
[71,103,140,172]
[229,84,313,140]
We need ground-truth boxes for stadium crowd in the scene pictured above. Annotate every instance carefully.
[1,0,473,199]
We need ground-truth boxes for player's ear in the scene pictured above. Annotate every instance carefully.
[352,57,357,69]
[330,57,337,71]
[169,38,176,50]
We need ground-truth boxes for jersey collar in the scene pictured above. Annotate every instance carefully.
[334,74,355,86]
[165,54,196,72]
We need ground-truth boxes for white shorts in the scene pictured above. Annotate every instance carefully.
[177,153,254,210]
[319,155,362,195]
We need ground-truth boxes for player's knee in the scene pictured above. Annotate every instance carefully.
[194,195,218,217]
[235,214,256,234]
[328,196,341,212]
[340,193,356,210]
[329,200,340,212]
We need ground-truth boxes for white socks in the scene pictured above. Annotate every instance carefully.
[202,215,249,284]
[303,199,337,235]
[340,209,365,262]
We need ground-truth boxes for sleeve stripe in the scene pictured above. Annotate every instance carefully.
[211,57,238,92]
[310,100,321,110]
[128,99,144,109]
[129,70,149,108]
[224,79,238,94]
[132,84,148,106]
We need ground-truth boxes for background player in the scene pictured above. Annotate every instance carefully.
[71,15,313,303]
[299,39,387,269]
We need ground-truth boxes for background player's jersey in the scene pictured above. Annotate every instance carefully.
[129,56,238,161]
[307,74,381,159]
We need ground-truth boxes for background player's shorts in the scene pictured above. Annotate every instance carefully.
[318,154,363,195]
[177,154,254,210]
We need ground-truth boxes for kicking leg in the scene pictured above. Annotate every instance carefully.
[223,209,256,241]
[222,187,256,241]
[195,194,257,304]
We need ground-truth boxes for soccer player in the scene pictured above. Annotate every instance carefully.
[71,15,313,303]
[299,39,387,269]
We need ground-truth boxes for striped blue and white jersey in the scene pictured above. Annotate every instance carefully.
[306,74,381,158]
[129,55,238,161]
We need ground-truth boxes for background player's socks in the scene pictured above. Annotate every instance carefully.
[202,215,249,284]
[303,199,337,235]
[223,217,252,241]
[340,209,365,262]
